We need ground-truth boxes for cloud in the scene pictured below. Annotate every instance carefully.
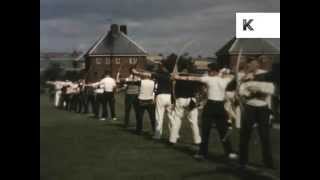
[40,0,280,56]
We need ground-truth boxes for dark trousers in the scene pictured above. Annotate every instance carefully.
[70,94,78,112]
[271,95,280,123]
[95,93,104,118]
[124,94,139,127]
[77,93,86,113]
[102,92,116,119]
[199,100,234,157]
[59,94,66,109]
[63,94,71,111]
[136,99,156,134]
[85,94,95,114]
[239,104,274,168]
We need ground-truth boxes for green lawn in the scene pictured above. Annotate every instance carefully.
[40,94,280,180]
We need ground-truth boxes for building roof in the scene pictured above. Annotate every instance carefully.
[216,37,280,56]
[86,28,147,56]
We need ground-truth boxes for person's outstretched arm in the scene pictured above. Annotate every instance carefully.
[85,81,100,88]
[131,68,152,78]
[172,74,202,82]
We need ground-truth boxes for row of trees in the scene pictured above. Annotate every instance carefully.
[40,63,82,86]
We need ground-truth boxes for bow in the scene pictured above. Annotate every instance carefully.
[116,63,123,83]
[235,48,244,110]
[171,40,195,104]
[222,48,243,142]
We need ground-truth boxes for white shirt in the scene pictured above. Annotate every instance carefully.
[239,81,275,107]
[94,85,104,94]
[51,81,68,90]
[54,82,64,90]
[125,74,140,82]
[72,83,80,94]
[94,76,116,92]
[200,76,232,101]
[65,86,74,94]
[239,69,274,107]
[138,79,155,100]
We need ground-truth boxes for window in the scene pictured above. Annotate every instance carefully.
[105,57,110,64]
[129,57,138,64]
[96,58,102,64]
[115,58,121,64]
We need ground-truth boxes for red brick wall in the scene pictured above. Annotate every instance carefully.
[85,56,146,83]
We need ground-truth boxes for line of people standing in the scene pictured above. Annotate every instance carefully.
[46,57,277,170]
[130,58,276,169]
[46,70,117,121]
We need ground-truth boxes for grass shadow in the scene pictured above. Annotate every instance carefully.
[181,165,280,180]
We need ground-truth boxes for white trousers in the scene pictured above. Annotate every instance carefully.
[169,98,201,144]
[154,94,174,139]
[54,90,62,107]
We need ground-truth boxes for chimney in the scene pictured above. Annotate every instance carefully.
[120,25,127,35]
[110,24,120,34]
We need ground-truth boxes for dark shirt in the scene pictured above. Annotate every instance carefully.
[226,77,237,91]
[151,72,171,95]
[120,79,140,95]
[175,80,201,98]
[128,81,141,86]
[254,72,273,82]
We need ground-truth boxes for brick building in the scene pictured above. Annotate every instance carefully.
[82,24,147,82]
[215,37,280,72]
[192,57,217,73]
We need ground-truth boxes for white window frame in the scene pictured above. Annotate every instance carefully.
[129,57,138,64]
[105,57,111,64]
[96,58,102,64]
[115,58,121,64]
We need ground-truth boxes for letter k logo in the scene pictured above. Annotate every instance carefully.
[243,19,254,31]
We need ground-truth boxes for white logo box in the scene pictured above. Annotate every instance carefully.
[236,13,280,38]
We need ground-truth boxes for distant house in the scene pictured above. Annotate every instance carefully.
[82,24,148,83]
[215,37,280,71]
[193,57,217,73]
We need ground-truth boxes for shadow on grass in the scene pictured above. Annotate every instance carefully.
[43,103,279,180]
[113,125,280,180]
[58,108,279,180]
[181,165,280,180]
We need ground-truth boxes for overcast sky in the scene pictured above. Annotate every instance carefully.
[40,0,280,57]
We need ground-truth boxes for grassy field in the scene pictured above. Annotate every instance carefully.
[40,93,280,180]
